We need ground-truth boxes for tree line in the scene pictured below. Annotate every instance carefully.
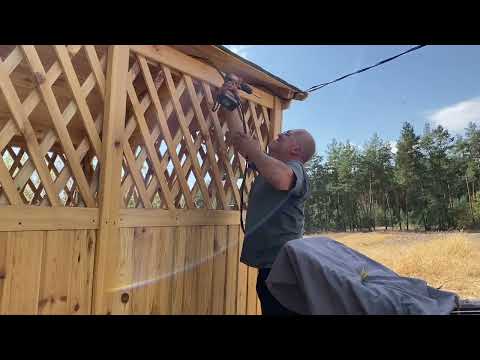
[304,121,480,233]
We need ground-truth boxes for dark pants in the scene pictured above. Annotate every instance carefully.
[256,268,297,316]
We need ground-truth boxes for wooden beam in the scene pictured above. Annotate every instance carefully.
[270,96,283,139]
[118,208,240,228]
[93,45,130,315]
[171,45,298,102]
[129,45,274,109]
[0,206,98,231]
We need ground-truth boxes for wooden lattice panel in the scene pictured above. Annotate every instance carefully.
[0,45,274,210]
[121,51,272,210]
[0,45,108,207]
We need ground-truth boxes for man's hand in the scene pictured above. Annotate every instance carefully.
[219,80,239,98]
[231,132,261,159]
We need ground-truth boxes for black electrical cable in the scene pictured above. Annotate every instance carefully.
[240,171,247,234]
[237,101,249,234]
[304,45,427,93]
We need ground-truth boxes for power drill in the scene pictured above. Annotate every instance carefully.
[215,73,253,112]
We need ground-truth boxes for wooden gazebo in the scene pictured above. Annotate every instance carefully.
[0,45,304,315]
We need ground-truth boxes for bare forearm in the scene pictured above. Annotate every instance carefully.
[248,149,294,191]
[222,105,293,190]
[219,108,245,136]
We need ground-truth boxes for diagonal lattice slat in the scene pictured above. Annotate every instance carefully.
[0,45,108,207]
[123,67,193,208]
[1,45,273,211]
[183,74,228,209]
[201,82,241,208]
[7,51,103,204]
[0,150,22,205]
[53,45,103,159]
[21,45,96,207]
[122,66,204,209]
[50,48,106,204]
[125,59,175,210]
[84,45,106,99]
[137,55,193,208]
[248,101,265,150]
[161,65,213,209]
[0,51,60,206]
[123,136,151,208]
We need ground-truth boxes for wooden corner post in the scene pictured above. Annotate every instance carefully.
[270,96,283,140]
[92,46,129,314]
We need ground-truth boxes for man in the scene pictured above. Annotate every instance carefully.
[218,83,316,315]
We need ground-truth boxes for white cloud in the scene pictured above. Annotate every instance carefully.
[389,141,398,154]
[224,45,253,59]
[428,97,480,133]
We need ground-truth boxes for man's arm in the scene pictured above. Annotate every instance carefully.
[219,107,246,138]
[231,132,295,192]
[217,94,294,191]
[248,149,295,191]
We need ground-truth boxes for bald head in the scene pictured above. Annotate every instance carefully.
[268,129,316,164]
[293,130,316,163]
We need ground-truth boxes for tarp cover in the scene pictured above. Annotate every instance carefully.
[266,236,459,315]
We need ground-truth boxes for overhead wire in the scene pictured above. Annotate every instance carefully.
[303,45,427,94]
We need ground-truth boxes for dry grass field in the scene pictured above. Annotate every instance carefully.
[307,231,480,299]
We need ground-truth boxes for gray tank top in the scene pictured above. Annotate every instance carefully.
[240,160,310,268]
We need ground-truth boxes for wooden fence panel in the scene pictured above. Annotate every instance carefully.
[0,45,273,315]
[0,229,96,315]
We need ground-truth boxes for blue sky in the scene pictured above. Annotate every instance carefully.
[225,45,480,157]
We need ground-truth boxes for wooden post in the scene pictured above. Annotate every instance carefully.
[270,96,283,141]
[92,46,129,314]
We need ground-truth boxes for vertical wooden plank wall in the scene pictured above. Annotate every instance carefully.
[0,229,96,315]
[101,224,260,315]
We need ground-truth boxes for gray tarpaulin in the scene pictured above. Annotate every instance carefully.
[266,236,459,315]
